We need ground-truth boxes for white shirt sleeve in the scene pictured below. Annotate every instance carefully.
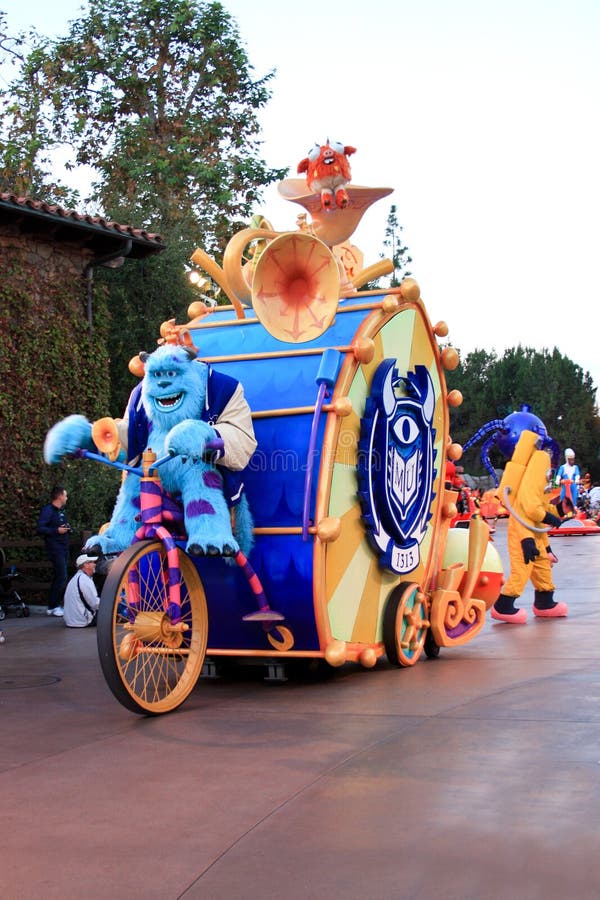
[215,382,257,471]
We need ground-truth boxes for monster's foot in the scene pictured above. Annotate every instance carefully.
[335,188,349,208]
[84,533,126,555]
[491,592,526,623]
[491,607,527,624]
[186,537,239,557]
[320,189,333,209]
[533,601,568,618]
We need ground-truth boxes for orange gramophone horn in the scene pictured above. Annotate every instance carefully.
[92,417,121,461]
[251,232,340,342]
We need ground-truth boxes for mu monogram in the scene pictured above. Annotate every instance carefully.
[358,359,437,573]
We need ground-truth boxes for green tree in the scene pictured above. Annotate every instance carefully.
[97,251,198,412]
[35,0,287,254]
[382,204,412,287]
[447,344,600,480]
[1,1,288,411]
[0,13,80,205]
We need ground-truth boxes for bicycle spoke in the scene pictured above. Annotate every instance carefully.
[98,541,207,714]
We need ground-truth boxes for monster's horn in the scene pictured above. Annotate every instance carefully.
[139,351,149,363]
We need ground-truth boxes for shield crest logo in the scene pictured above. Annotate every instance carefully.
[358,360,437,573]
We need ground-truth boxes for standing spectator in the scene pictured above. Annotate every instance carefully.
[63,554,100,628]
[36,485,71,617]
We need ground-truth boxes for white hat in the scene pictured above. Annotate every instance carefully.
[76,553,99,567]
[565,448,575,458]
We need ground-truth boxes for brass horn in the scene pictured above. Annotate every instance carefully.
[250,232,341,343]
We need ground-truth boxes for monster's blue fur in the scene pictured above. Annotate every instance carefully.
[44,414,94,463]
[45,345,253,557]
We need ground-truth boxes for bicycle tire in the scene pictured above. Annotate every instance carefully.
[97,540,208,715]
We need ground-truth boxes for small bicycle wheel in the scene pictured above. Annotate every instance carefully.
[383,582,428,668]
[97,540,208,715]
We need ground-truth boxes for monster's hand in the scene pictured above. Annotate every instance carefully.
[547,546,559,565]
[43,415,94,464]
[166,420,217,463]
[521,538,539,564]
[542,512,562,529]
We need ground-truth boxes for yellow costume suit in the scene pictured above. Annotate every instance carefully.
[492,430,568,623]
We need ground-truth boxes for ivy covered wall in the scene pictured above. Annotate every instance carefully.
[0,226,119,541]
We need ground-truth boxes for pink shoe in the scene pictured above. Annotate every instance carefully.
[533,601,568,618]
[491,607,527,624]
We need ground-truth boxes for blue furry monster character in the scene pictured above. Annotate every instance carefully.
[44,343,257,557]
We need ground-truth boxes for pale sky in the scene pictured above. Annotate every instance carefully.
[4,0,600,396]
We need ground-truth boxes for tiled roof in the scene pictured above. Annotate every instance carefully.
[0,192,165,257]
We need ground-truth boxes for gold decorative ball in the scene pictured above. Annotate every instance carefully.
[324,640,347,667]
[441,347,460,370]
[128,355,145,378]
[332,397,353,417]
[399,277,421,302]
[160,319,175,338]
[447,389,463,407]
[188,301,209,320]
[434,321,449,337]
[353,338,375,364]
[382,296,400,313]
[359,647,378,668]
[447,443,463,461]
[317,517,342,542]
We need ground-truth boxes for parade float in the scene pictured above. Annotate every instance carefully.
[46,141,504,714]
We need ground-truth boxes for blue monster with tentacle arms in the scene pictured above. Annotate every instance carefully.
[462,404,559,484]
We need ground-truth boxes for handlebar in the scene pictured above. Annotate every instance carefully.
[73,438,224,477]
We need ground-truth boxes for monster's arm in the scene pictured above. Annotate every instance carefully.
[515,452,553,535]
[213,383,257,471]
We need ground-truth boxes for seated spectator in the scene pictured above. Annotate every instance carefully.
[63,554,100,628]
[588,483,600,513]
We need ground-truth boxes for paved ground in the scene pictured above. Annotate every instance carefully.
[1,519,600,900]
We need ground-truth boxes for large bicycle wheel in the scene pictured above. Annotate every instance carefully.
[97,540,208,715]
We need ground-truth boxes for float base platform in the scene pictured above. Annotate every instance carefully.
[1,519,599,900]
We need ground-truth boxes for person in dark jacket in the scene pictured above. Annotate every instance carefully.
[36,485,70,617]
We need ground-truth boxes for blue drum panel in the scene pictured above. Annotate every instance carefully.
[194,536,319,651]
[189,298,380,652]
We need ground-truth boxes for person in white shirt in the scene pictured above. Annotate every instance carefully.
[588,484,600,513]
[554,447,580,510]
[63,554,100,628]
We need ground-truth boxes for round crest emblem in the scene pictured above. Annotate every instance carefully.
[358,359,438,573]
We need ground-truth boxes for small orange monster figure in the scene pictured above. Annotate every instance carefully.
[297,139,356,209]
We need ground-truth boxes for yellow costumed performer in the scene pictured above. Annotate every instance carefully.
[492,430,568,623]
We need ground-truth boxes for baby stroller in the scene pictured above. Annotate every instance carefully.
[0,556,29,620]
